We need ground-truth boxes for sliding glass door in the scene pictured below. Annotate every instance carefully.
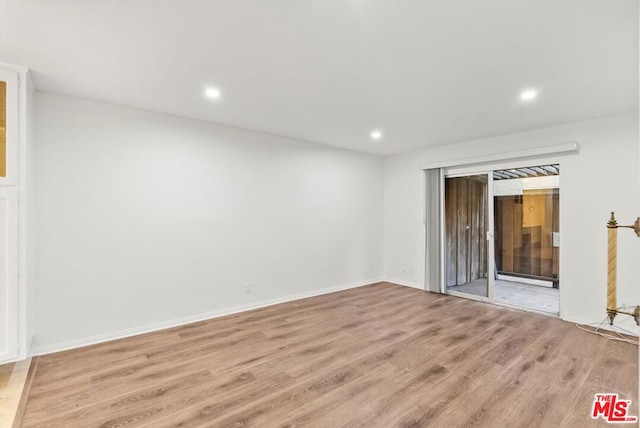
[444,173,494,301]
[438,163,560,315]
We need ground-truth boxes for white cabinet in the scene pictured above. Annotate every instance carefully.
[0,63,31,363]
[0,188,18,362]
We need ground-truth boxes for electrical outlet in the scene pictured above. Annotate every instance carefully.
[409,268,414,276]
[244,282,252,293]
[401,267,408,276]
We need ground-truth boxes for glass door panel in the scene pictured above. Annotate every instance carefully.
[445,174,491,299]
[492,165,560,314]
[0,68,17,185]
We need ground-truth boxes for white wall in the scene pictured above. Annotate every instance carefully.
[383,112,640,328]
[31,92,639,353]
[33,93,384,353]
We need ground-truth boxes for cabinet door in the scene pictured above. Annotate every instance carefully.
[0,188,17,363]
[0,69,18,185]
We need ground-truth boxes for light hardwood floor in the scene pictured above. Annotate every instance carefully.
[22,282,637,427]
[0,358,32,427]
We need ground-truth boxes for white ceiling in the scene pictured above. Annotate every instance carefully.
[0,0,637,156]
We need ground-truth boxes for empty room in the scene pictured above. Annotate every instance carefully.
[0,0,639,427]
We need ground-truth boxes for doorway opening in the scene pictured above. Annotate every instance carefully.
[444,164,560,315]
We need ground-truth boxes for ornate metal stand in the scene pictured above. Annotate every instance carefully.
[606,212,640,325]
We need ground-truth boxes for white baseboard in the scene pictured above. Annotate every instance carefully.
[384,278,425,290]
[30,278,384,356]
[564,315,639,337]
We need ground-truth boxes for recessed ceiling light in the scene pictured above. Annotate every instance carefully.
[370,130,383,140]
[520,89,537,101]
[205,88,221,99]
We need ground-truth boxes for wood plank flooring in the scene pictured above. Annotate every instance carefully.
[21,282,638,427]
[0,357,34,427]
